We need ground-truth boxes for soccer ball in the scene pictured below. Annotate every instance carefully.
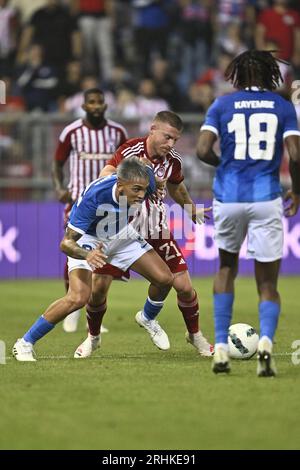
[228,323,259,359]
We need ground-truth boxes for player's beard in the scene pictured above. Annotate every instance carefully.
[86,112,105,128]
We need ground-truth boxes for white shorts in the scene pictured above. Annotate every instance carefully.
[213,198,283,262]
[68,229,153,273]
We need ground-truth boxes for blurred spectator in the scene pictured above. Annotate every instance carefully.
[196,51,234,97]
[255,0,300,62]
[119,78,169,133]
[0,93,31,199]
[113,0,135,67]
[218,22,247,57]
[103,64,135,95]
[0,0,20,77]
[131,0,176,76]
[0,75,25,111]
[264,39,293,98]
[182,82,214,113]
[72,0,114,81]
[57,60,82,107]
[150,57,181,109]
[114,86,136,116]
[16,0,81,78]
[217,0,248,27]
[16,43,59,111]
[176,0,214,93]
[10,0,47,24]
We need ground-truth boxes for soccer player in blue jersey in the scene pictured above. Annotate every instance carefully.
[196,50,300,376]
[12,158,174,361]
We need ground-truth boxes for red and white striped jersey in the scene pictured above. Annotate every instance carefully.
[107,137,184,238]
[55,118,127,201]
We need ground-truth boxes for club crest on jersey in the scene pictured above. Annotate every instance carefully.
[156,166,165,178]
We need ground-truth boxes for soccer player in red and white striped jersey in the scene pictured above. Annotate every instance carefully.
[53,88,127,203]
[74,111,213,358]
[52,88,128,333]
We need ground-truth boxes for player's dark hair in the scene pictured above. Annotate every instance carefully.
[117,157,149,183]
[84,88,104,102]
[225,50,285,91]
[154,111,183,131]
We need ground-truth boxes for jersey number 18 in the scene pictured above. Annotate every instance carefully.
[228,112,278,161]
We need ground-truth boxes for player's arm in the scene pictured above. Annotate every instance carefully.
[52,136,73,203]
[16,25,33,64]
[100,164,117,177]
[167,181,211,224]
[196,130,220,167]
[60,227,107,269]
[52,160,73,203]
[284,134,300,217]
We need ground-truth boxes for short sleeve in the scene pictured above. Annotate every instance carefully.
[68,192,98,234]
[200,98,221,136]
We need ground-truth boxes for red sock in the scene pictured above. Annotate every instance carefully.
[86,300,107,336]
[177,292,199,334]
[64,260,69,292]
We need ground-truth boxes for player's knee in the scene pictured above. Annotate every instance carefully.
[258,282,279,301]
[219,265,237,280]
[155,271,174,289]
[68,291,90,310]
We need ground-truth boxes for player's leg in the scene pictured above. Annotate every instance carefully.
[212,249,239,372]
[212,200,247,373]
[62,259,81,332]
[13,269,92,362]
[131,249,174,350]
[255,260,281,377]
[62,204,81,333]
[150,235,213,355]
[248,198,283,377]
[74,273,113,358]
[173,270,213,356]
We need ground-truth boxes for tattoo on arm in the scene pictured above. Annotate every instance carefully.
[60,228,89,259]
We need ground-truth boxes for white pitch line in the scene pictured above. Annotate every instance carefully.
[5,352,293,360]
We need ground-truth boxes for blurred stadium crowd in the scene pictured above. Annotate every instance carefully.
[1,0,300,199]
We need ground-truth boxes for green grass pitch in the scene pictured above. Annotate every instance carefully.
[0,277,300,450]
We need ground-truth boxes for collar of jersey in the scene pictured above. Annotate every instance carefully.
[244,86,267,91]
[112,183,118,205]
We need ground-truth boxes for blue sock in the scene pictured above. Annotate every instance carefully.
[23,316,55,345]
[143,297,164,320]
[214,293,234,344]
[259,301,280,341]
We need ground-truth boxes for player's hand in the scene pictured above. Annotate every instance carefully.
[284,190,300,217]
[86,243,107,270]
[57,189,73,203]
[188,206,212,224]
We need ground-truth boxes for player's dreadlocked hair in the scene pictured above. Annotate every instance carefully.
[225,50,286,91]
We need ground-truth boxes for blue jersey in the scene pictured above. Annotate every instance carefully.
[68,168,156,239]
[202,89,300,202]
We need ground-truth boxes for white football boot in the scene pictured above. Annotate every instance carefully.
[257,336,277,377]
[135,311,170,350]
[12,338,36,362]
[74,333,101,358]
[212,346,230,374]
[63,309,81,333]
[186,331,214,357]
